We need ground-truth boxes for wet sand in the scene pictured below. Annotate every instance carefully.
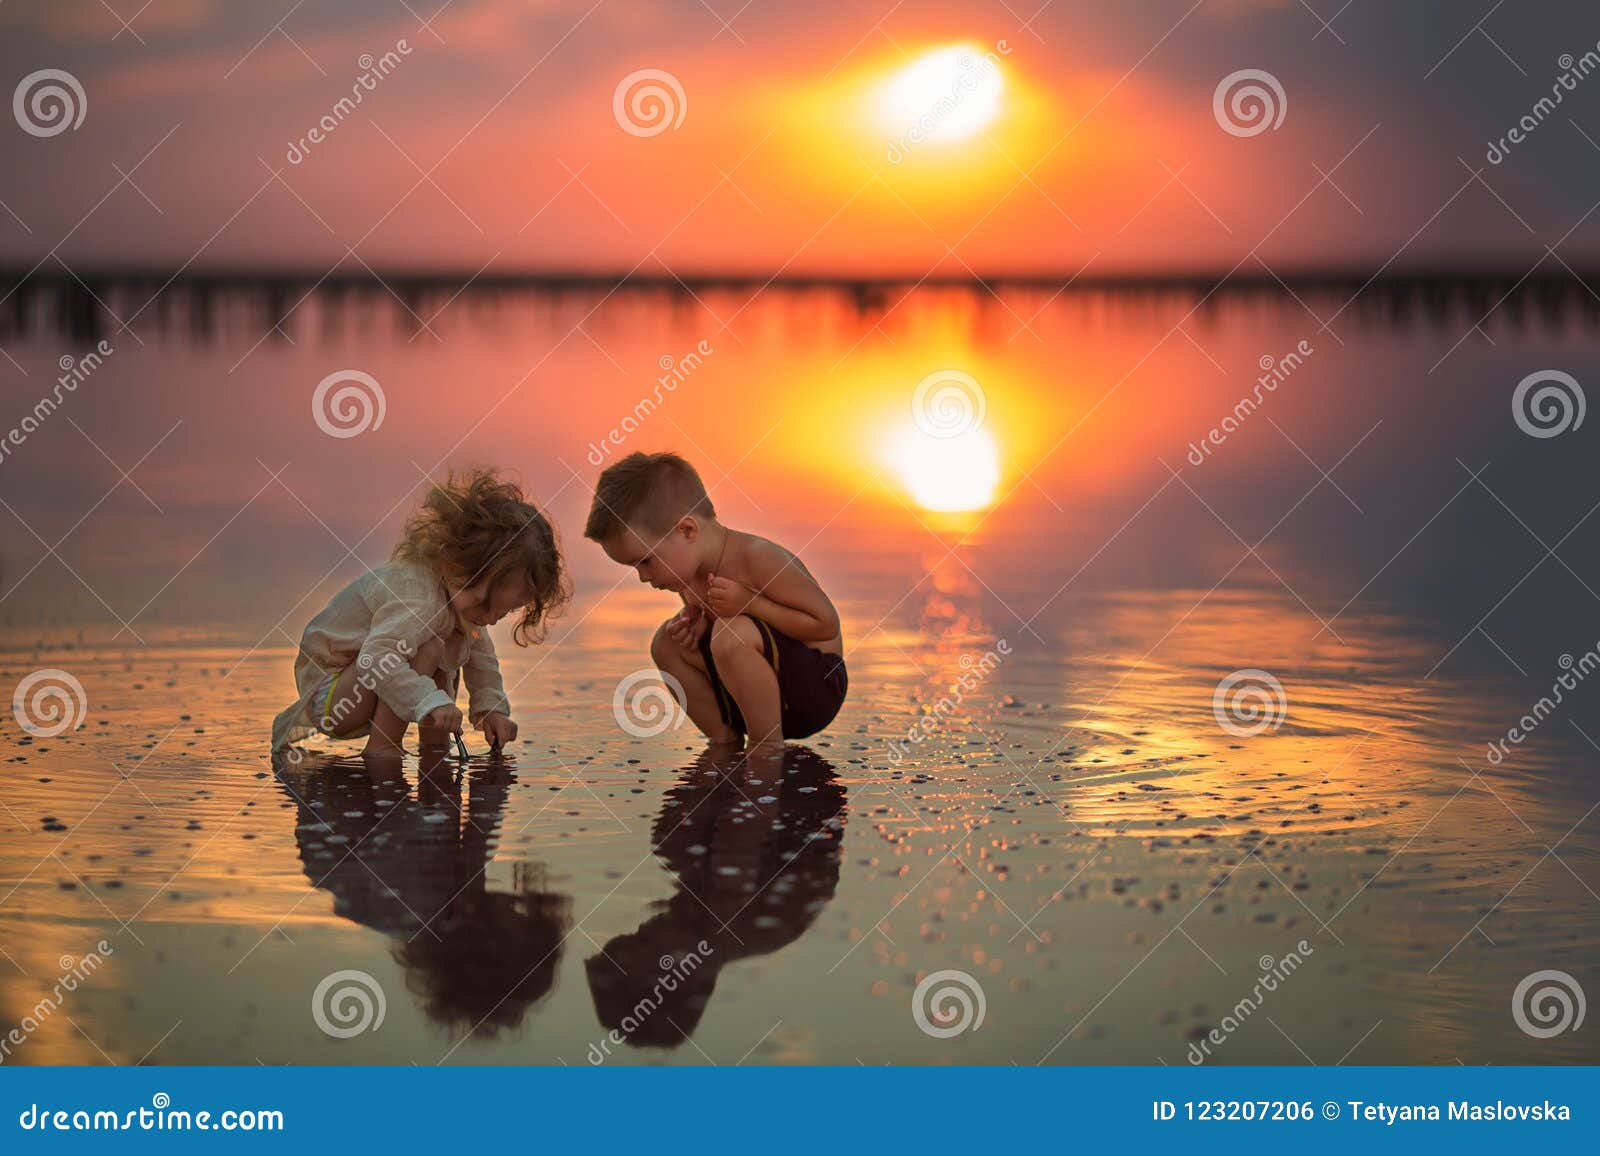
[3,583,1595,1066]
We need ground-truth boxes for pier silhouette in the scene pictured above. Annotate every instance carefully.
[3,265,1597,344]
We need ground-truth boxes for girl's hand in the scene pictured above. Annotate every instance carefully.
[706,573,756,619]
[480,711,517,750]
[422,704,464,733]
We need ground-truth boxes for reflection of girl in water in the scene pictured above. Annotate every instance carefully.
[276,749,569,1039]
[585,745,846,1050]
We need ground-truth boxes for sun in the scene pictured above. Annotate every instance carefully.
[879,43,1005,145]
[894,427,1002,513]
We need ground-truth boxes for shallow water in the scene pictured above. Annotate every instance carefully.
[2,580,1596,1065]
[2,287,1599,1064]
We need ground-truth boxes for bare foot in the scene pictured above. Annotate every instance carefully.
[361,734,405,761]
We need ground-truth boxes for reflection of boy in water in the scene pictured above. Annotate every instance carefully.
[276,749,569,1039]
[585,746,847,1052]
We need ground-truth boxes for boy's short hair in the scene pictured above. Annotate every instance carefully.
[584,451,716,541]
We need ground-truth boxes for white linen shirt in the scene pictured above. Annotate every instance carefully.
[270,560,510,750]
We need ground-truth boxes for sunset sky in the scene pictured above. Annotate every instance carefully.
[3,0,1597,275]
[2,1,1598,640]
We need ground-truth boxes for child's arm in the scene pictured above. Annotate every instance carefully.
[706,542,840,643]
[462,630,516,748]
[360,597,455,725]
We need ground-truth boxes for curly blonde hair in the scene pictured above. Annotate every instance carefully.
[394,468,569,645]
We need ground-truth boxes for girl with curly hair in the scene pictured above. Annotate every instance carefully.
[272,468,569,757]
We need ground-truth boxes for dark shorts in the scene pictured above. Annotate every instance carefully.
[698,618,848,740]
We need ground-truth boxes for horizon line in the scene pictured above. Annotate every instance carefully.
[2,263,1595,290]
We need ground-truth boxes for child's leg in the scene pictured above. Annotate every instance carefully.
[324,660,380,738]
[364,699,409,756]
[651,620,740,745]
[360,637,447,756]
[706,616,782,751]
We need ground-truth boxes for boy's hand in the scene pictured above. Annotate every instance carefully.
[664,604,708,648]
[421,704,464,733]
[479,711,517,749]
[706,573,756,618]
